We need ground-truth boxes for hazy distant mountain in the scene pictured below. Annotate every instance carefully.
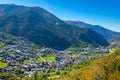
[64,20,120,42]
[111,35,120,44]
[0,4,109,49]
[109,35,120,48]
[112,36,120,42]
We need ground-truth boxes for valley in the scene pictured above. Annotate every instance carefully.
[0,4,119,80]
[0,32,119,79]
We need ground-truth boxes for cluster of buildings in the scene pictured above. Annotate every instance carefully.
[0,32,109,77]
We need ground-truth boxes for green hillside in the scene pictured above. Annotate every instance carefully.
[0,62,7,68]
[58,49,120,80]
[0,4,109,50]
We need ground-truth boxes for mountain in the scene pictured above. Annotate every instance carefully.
[111,35,120,43]
[0,4,109,49]
[109,35,120,48]
[64,20,120,42]
[59,49,120,80]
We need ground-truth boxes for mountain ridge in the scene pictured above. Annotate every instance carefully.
[64,20,120,41]
[0,4,109,49]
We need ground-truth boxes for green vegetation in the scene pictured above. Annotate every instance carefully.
[36,57,44,63]
[1,49,120,80]
[57,49,120,80]
[23,56,55,64]
[0,42,5,47]
[64,48,79,54]
[23,60,30,64]
[0,62,7,68]
[36,56,56,63]
[43,56,56,62]
[0,69,25,80]
[0,4,109,50]
[64,21,120,42]
[0,56,2,60]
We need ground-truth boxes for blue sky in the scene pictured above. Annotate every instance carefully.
[0,0,120,32]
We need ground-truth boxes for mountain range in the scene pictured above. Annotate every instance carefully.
[0,4,109,49]
[64,20,120,42]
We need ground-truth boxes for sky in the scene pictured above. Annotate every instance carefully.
[0,0,120,32]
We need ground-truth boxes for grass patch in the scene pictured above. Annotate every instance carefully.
[43,56,56,62]
[23,60,30,64]
[0,56,2,59]
[36,57,44,63]
[0,62,7,68]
